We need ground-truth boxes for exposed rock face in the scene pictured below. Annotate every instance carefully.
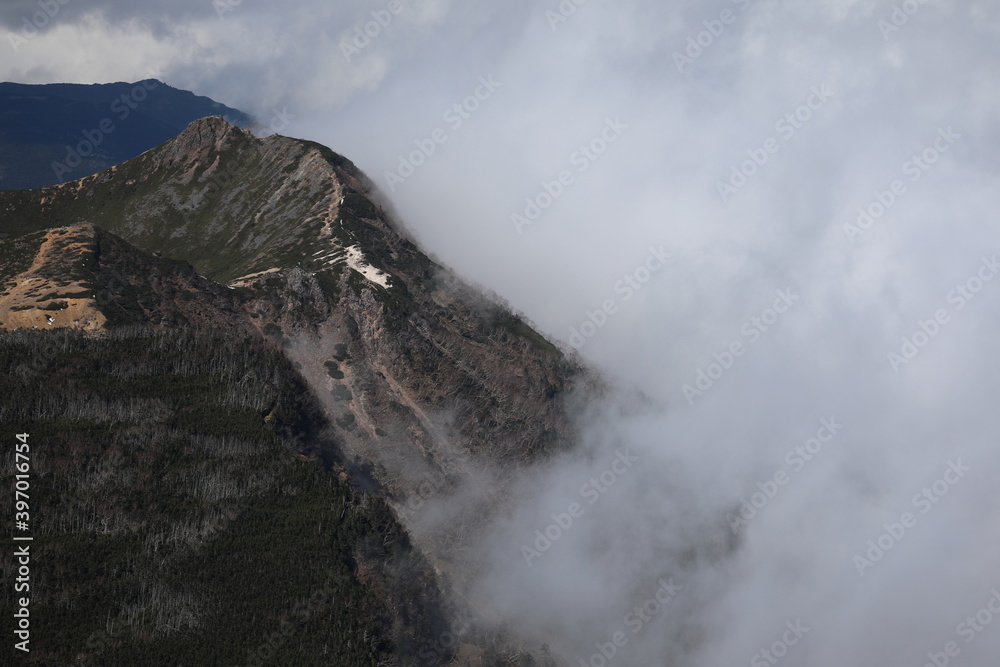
[1,116,590,474]
[0,118,599,645]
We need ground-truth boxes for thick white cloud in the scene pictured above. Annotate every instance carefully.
[5,1,1000,664]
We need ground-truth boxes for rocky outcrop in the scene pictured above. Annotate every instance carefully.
[0,221,258,332]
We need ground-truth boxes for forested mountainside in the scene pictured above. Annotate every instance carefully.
[0,327,453,666]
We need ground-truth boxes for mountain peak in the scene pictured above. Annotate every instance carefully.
[182,113,246,136]
[154,115,255,170]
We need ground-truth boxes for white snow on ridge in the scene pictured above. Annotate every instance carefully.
[228,267,282,286]
[343,246,391,288]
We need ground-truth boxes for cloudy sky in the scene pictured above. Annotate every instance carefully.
[5,1,1000,665]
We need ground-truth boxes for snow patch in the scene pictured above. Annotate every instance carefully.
[228,267,282,286]
[343,246,391,288]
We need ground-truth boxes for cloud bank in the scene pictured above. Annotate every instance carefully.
[5,1,1000,664]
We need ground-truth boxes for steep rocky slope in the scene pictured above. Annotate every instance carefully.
[0,116,598,664]
[0,116,591,491]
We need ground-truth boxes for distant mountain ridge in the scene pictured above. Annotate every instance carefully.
[0,79,252,190]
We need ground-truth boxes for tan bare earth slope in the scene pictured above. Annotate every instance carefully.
[0,224,105,331]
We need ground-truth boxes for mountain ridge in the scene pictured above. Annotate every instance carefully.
[0,116,599,663]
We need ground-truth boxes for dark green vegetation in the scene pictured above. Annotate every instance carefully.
[0,230,46,288]
[0,327,450,666]
[85,227,254,329]
[0,80,251,190]
[490,309,562,358]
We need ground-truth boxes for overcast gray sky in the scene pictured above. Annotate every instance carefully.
[5,1,1000,665]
